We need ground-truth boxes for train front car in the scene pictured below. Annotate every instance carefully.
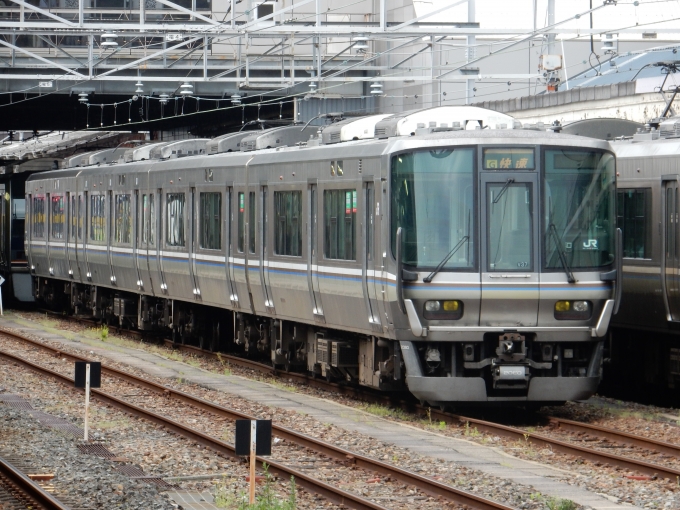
[387,130,618,406]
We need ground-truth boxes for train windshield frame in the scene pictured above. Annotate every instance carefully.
[542,147,616,271]
[390,147,476,271]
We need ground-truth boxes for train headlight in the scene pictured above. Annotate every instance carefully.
[572,300,589,312]
[423,300,463,320]
[425,301,441,312]
[554,300,591,320]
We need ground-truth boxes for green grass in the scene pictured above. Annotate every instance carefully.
[360,403,411,421]
[214,464,296,510]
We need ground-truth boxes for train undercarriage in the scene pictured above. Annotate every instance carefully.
[34,277,604,406]
[36,278,402,392]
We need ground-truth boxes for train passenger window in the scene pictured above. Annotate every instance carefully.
[50,195,64,240]
[89,195,106,242]
[237,192,245,253]
[248,192,255,254]
[200,192,222,250]
[166,193,185,247]
[324,189,356,261]
[274,191,302,256]
[32,196,45,238]
[617,188,651,258]
[114,194,132,244]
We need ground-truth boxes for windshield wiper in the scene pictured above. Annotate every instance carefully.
[493,178,515,204]
[423,235,469,283]
[548,223,576,283]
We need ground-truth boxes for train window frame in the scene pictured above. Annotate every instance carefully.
[114,193,132,245]
[541,146,616,272]
[50,193,65,240]
[323,187,357,261]
[274,189,303,257]
[617,188,652,260]
[32,195,45,239]
[89,194,106,243]
[388,146,478,272]
[165,192,186,248]
[199,191,222,251]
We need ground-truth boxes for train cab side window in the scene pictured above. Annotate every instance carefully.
[274,191,302,256]
[32,196,45,238]
[237,192,245,253]
[114,194,132,244]
[324,189,356,261]
[90,195,106,242]
[50,195,64,239]
[617,188,651,259]
[199,192,222,250]
[166,193,186,247]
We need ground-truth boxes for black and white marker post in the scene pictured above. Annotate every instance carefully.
[235,419,272,504]
[74,361,101,441]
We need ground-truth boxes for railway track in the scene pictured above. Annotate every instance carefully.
[0,326,514,510]
[159,335,680,480]
[0,454,70,510]
[154,334,680,480]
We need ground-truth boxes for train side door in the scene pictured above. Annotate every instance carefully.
[663,179,680,321]
[363,180,381,331]
[189,187,200,299]
[225,186,239,308]
[259,184,275,313]
[307,181,324,321]
[480,172,539,327]
[152,188,167,295]
[66,191,75,278]
[133,190,146,293]
[79,191,90,282]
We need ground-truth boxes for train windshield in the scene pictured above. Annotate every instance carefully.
[544,149,616,270]
[391,148,474,269]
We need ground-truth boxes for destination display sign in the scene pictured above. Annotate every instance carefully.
[483,148,535,170]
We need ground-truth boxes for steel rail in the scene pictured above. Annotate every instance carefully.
[0,329,514,510]
[0,455,71,510]
[0,348,388,510]
[545,416,680,459]
[433,412,680,482]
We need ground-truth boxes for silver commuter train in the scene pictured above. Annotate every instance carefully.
[609,118,680,392]
[25,106,619,406]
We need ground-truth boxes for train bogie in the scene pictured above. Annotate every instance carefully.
[24,109,619,405]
